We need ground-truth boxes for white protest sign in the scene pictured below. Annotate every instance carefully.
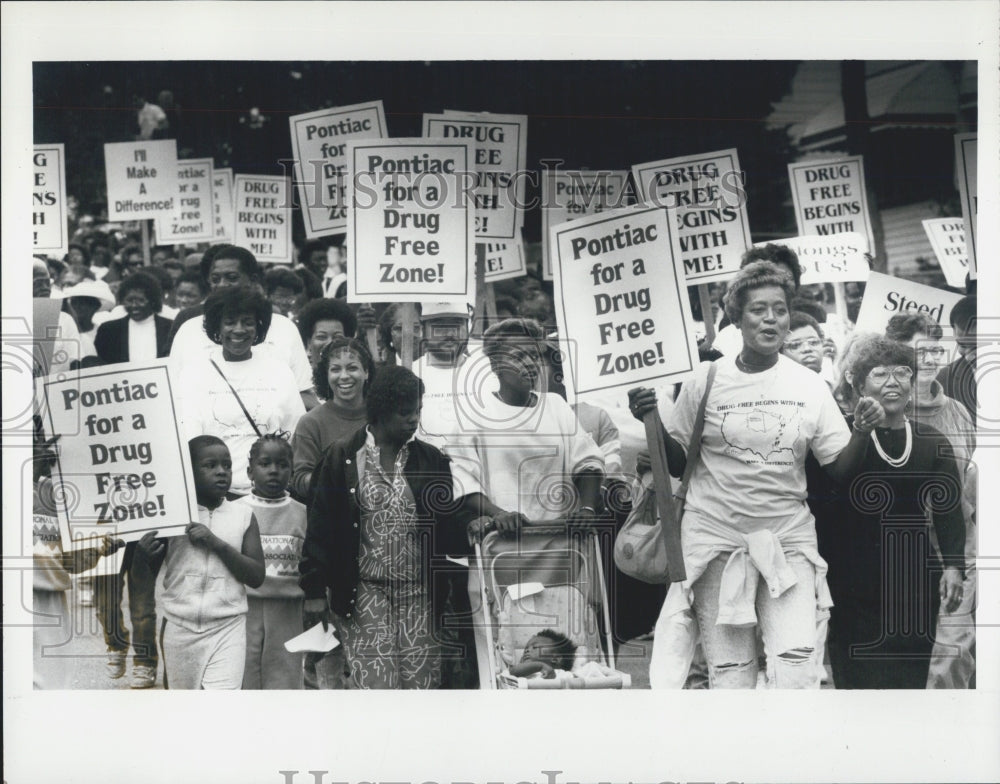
[104,139,178,221]
[922,218,968,289]
[541,169,629,280]
[756,233,870,285]
[954,134,977,278]
[788,155,874,252]
[40,360,198,544]
[289,100,387,238]
[233,175,292,263]
[212,167,235,243]
[481,236,526,283]
[854,271,963,339]
[550,206,699,402]
[154,158,216,245]
[631,149,751,285]
[33,144,68,256]
[347,139,474,304]
[423,111,527,240]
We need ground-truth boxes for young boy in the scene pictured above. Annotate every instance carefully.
[138,436,265,689]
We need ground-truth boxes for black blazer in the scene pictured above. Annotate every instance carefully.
[94,314,173,365]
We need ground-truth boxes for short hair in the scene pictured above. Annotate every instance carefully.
[377,303,422,352]
[790,297,827,324]
[295,266,325,302]
[142,264,175,294]
[741,243,802,289]
[202,285,273,345]
[884,313,943,343]
[365,365,424,426]
[199,244,260,285]
[949,295,977,331]
[248,431,293,466]
[189,435,228,463]
[787,311,824,340]
[66,242,90,265]
[177,269,208,294]
[850,337,918,394]
[301,240,328,260]
[264,266,305,296]
[297,298,358,344]
[117,271,164,312]
[482,317,545,361]
[313,337,375,401]
[722,260,796,324]
[529,629,577,671]
[120,243,143,261]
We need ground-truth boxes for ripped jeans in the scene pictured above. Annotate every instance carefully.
[691,552,818,689]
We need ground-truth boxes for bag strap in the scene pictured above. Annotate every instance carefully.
[210,358,263,438]
[676,360,718,500]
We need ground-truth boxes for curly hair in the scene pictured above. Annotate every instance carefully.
[117,270,164,312]
[199,244,260,285]
[247,431,293,466]
[365,365,424,426]
[527,629,577,671]
[482,317,545,360]
[201,285,273,345]
[849,336,918,394]
[312,337,375,402]
[263,266,304,296]
[740,243,802,289]
[884,313,943,343]
[787,310,824,340]
[297,298,358,345]
[189,435,228,464]
[722,260,796,325]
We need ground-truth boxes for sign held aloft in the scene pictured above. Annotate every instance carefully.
[346,139,474,304]
[922,218,968,289]
[788,155,874,253]
[233,175,292,263]
[550,206,698,402]
[289,100,387,238]
[40,360,198,544]
[541,169,629,280]
[154,158,216,245]
[631,149,751,285]
[854,271,963,340]
[481,235,526,283]
[423,111,527,240]
[33,144,69,256]
[954,134,977,279]
[104,139,179,221]
[212,167,235,244]
[756,233,870,285]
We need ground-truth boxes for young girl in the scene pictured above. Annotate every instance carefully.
[138,436,265,689]
[237,433,308,689]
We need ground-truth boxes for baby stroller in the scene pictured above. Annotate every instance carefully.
[471,521,631,689]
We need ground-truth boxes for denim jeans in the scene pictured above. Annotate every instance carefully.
[691,552,818,689]
[93,542,158,667]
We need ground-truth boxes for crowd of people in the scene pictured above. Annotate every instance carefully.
[31,223,979,691]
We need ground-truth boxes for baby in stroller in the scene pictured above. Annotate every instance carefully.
[508,628,618,683]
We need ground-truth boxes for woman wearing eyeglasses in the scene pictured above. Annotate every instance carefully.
[884,313,976,690]
[825,337,965,689]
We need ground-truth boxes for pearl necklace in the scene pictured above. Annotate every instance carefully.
[870,421,912,468]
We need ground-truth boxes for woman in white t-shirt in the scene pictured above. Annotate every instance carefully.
[629,261,882,689]
[178,286,305,497]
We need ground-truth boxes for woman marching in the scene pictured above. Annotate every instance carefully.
[630,261,881,689]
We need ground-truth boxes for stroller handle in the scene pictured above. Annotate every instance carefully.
[467,516,601,542]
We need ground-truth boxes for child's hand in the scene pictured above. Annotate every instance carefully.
[186,523,218,551]
[538,662,556,679]
[137,530,166,561]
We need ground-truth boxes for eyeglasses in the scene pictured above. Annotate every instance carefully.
[867,366,913,385]
[916,346,947,360]
[784,338,823,351]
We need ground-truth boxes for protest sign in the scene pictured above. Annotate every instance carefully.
[40,360,197,545]
[423,110,527,240]
[233,175,292,263]
[33,144,68,256]
[854,271,963,339]
[954,133,977,278]
[631,149,751,285]
[922,218,968,289]
[104,139,178,221]
[289,100,387,238]
[550,206,698,402]
[757,232,870,285]
[346,139,474,304]
[481,236,526,283]
[541,169,629,280]
[32,297,63,380]
[212,167,235,243]
[153,158,215,245]
[788,155,874,252]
